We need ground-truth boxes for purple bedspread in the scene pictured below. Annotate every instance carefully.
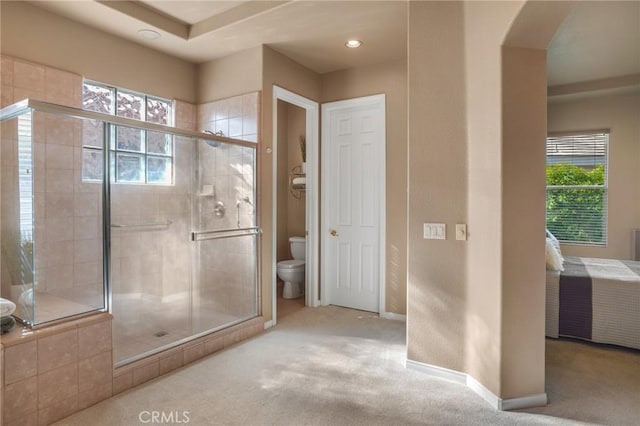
[558,257,592,340]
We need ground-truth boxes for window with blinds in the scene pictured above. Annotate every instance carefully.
[546,131,608,245]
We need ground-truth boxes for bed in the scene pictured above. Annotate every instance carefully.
[546,256,640,350]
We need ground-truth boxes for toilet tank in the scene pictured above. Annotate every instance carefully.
[289,236,306,260]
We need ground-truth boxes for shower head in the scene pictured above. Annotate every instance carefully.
[202,130,222,148]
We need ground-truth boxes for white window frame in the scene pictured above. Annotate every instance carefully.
[545,130,609,246]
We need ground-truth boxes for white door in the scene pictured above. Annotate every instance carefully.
[321,95,385,313]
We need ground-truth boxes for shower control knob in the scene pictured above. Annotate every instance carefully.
[214,201,225,218]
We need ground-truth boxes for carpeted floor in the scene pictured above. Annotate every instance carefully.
[56,302,639,426]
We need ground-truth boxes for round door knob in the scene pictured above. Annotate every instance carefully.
[330,229,338,236]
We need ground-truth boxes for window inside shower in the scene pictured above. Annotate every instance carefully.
[81,81,174,185]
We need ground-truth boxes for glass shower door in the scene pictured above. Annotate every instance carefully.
[110,126,258,366]
[191,142,258,335]
[110,128,194,365]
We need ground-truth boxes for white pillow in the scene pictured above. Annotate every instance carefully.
[546,238,564,271]
[546,229,562,258]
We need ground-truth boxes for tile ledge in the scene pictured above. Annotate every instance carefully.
[0,312,112,347]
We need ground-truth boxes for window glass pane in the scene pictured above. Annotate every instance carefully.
[83,83,113,114]
[147,132,172,155]
[82,148,103,181]
[546,133,607,183]
[82,120,104,148]
[116,153,144,183]
[147,156,172,184]
[116,126,144,153]
[546,188,606,244]
[117,90,144,120]
[81,80,175,186]
[146,98,171,125]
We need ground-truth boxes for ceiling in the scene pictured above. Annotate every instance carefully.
[30,0,408,74]
[139,1,243,25]
[27,1,639,83]
[547,1,639,87]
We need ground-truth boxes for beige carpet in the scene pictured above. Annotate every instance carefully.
[56,302,639,426]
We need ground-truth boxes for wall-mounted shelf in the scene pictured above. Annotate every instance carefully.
[290,165,306,199]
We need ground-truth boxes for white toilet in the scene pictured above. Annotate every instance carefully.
[277,236,306,299]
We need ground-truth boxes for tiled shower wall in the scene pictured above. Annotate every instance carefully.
[0,54,199,314]
[110,101,196,302]
[1,56,261,314]
[0,55,103,322]
[196,94,259,317]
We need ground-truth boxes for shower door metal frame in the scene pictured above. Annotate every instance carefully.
[0,99,257,148]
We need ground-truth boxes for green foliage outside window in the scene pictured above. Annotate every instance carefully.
[546,163,606,244]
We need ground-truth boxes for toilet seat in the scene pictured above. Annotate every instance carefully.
[277,259,305,269]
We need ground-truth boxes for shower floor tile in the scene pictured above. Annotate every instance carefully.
[112,293,251,364]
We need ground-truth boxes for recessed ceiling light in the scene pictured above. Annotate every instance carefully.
[345,40,362,48]
[138,29,161,40]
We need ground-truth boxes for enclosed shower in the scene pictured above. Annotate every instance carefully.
[0,99,259,366]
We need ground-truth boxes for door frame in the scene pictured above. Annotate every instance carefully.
[320,94,386,313]
[271,86,320,326]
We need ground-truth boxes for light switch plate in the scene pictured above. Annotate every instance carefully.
[424,223,446,240]
[456,224,467,240]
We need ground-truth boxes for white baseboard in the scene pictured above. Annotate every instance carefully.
[501,393,548,411]
[405,359,466,385]
[466,374,501,409]
[406,359,547,411]
[263,320,275,330]
[380,311,407,322]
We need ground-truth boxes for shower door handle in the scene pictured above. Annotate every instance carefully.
[330,229,339,237]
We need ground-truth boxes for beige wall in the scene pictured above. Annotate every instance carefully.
[0,1,197,103]
[322,59,408,315]
[408,0,468,375]
[548,91,640,260]
[261,46,322,321]
[197,47,263,104]
[276,100,290,261]
[500,45,548,399]
[409,0,568,400]
[463,0,524,395]
[275,101,306,262]
[286,104,306,241]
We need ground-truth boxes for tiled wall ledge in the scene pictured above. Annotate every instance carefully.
[113,316,264,395]
[1,312,113,426]
[1,314,264,425]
